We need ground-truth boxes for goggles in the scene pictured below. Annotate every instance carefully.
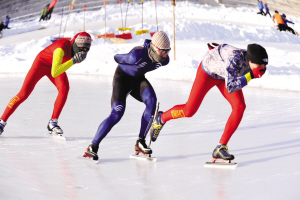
[151,42,171,55]
[79,47,89,52]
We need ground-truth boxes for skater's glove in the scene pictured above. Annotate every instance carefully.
[207,43,219,50]
[72,51,87,64]
[244,67,266,83]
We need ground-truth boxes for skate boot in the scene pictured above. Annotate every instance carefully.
[83,143,99,161]
[150,111,164,142]
[0,119,7,135]
[135,137,152,155]
[212,144,234,162]
[47,119,63,135]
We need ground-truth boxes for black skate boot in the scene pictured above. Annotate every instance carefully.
[47,119,63,135]
[83,143,99,162]
[135,137,152,155]
[0,119,7,135]
[212,144,234,161]
[150,111,165,142]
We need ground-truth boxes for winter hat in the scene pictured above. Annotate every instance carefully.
[151,31,170,50]
[246,44,268,65]
[75,32,92,49]
[282,14,286,18]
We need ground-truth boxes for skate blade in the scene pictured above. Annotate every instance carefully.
[130,154,157,162]
[78,155,99,164]
[52,133,66,141]
[204,160,238,169]
[45,132,66,141]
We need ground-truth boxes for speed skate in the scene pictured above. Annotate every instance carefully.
[204,158,238,168]
[79,155,99,164]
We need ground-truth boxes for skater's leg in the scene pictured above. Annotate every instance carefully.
[140,87,157,137]
[46,72,69,119]
[91,66,131,145]
[161,63,220,123]
[1,63,46,122]
[267,12,271,17]
[130,79,157,138]
[286,26,296,35]
[92,101,126,145]
[216,82,246,145]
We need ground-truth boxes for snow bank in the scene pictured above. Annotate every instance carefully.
[0,1,300,91]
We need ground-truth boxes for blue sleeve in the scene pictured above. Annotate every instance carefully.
[226,55,248,93]
[286,20,294,24]
[114,47,143,65]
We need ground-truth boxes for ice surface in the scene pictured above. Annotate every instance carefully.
[0,75,299,200]
[1,2,300,199]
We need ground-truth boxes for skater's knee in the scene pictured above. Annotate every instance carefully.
[142,87,157,108]
[57,84,69,94]
[232,102,246,113]
[110,102,125,122]
[16,91,31,102]
[144,95,157,108]
[184,109,196,118]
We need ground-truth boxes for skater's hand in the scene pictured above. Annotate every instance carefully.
[72,51,87,64]
[207,43,219,50]
[251,67,266,79]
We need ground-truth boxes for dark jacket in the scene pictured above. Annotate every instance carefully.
[0,23,4,31]
[114,40,170,77]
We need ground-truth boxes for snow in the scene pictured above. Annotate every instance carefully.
[0,2,300,200]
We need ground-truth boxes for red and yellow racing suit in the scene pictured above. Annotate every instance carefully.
[1,33,81,121]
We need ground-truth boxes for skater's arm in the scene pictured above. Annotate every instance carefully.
[226,57,248,93]
[114,46,143,64]
[51,48,73,78]
[286,19,294,24]
[227,63,266,93]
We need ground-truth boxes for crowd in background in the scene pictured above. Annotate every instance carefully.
[1,0,299,39]
[39,0,57,22]
[257,0,297,35]
[0,15,10,38]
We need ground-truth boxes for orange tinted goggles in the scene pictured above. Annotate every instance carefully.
[151,43,171,54]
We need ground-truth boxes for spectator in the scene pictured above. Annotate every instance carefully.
[264,2,271,17]
[39,4,49,22]
[4,15,10,29]
[281,14,296,35]
[0,21,4,38]
[272,10,286,31]
[257,0,265,15]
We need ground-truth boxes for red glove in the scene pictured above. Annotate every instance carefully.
[207,43,219,50]
[251,67,266,78]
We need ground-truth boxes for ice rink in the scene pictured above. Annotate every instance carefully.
[0,74,299,200]
[1,1,300,199]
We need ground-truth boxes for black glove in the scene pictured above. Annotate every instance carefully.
[207,43,219,50]
[72,51,87,64]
